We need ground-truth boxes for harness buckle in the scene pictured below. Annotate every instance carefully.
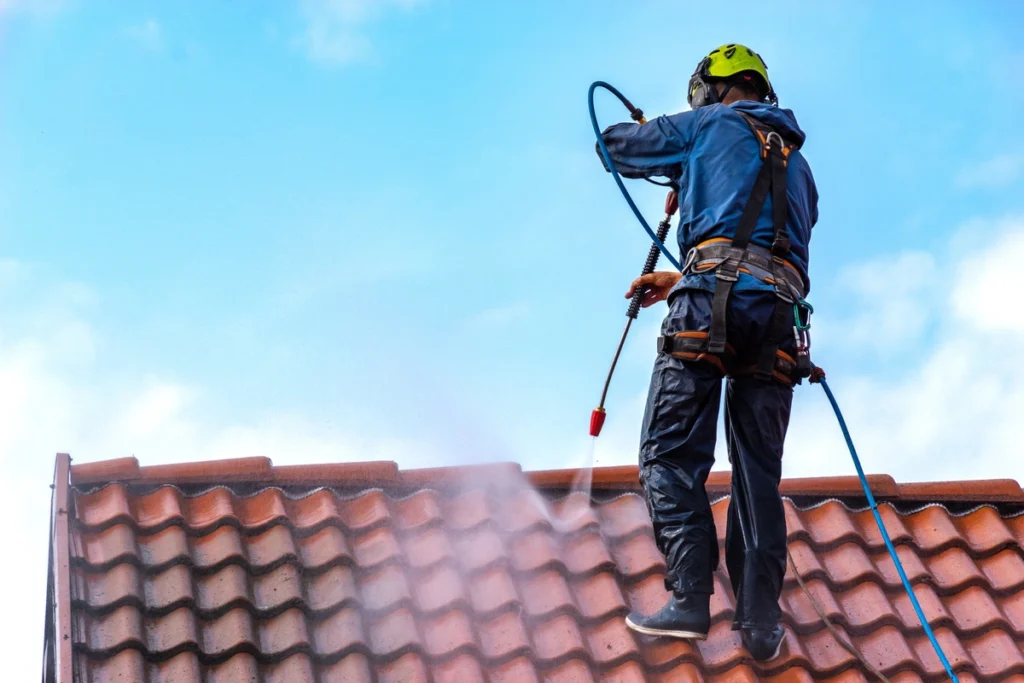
[765,131,785,154]
[715,258,740,282]
[771,235,791,257]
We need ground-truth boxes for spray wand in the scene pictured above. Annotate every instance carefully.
[590,189,678,437]
[587,81,681,438]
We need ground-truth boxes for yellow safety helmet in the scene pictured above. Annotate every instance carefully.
[687,44,777,109]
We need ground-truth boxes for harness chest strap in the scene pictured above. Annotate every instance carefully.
[706,113,793,351]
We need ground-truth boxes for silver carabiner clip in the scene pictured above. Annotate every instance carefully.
[681,247,698,274]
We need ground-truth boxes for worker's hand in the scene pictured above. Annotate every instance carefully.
[625,271,682,308]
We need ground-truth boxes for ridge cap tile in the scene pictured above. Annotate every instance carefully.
[68,455,1024,503]
[71,457,141,485]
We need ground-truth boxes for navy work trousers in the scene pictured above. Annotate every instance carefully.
[638,285,793,630]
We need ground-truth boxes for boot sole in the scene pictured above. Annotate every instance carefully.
[624,616,708,640]
[765,630,786,661]
[747,629,787,662]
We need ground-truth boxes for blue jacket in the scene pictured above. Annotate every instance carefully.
[599,101,818,296]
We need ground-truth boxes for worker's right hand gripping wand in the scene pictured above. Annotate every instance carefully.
[590,188,679,437]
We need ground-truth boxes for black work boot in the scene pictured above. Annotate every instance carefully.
[625,592,711,640]
[741,624,786,662]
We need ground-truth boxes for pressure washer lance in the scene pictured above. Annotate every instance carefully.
[590,188,679,437]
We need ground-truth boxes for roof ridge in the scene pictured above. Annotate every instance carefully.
[66,455,1024,504]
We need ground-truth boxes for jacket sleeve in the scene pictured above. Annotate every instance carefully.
[595,110,702,180]
[807,164,820,227]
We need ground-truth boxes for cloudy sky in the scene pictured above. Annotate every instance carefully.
[3,0,1024,674]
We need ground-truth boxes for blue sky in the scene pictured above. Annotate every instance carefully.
[2,0,1024,672]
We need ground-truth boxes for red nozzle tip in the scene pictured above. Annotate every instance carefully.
[665,190,679,216]
[589,407,607,437]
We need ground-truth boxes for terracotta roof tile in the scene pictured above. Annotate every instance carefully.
[478,608,530,660]
[295,564,347,613]
[488,656,541,682]
[610,530,667,578]
[311,604,364,654]
[531,612,588,662]
[573,570,628,621]
[295,525,352,569]
[520,569,573,621]
[377,653,432,683]
[454,525,507,572]
[544,658,599,682]
[359,564,412,612]
[411,563,465,613]
[978,548,1024,592]
[55,455,1024,682]
[469,566,521,615]
[432,653,487,683]
[564,530,617,575]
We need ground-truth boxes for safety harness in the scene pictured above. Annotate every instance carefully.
[657,113,814,385]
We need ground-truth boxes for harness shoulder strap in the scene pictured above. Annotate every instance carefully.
[735,112,796,254]
[706,113,797,358]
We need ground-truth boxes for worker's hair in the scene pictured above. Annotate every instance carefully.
[725,72,768,101]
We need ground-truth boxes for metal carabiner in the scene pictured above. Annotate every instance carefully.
[681,247,699,275]
[793,299,813,331]
[765,130,785,154]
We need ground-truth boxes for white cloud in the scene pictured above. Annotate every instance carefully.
[784,214,1024,483]
[468,302,531,329]
[116,381,192,440]
[125,18,164,52]
[0,0,64,18]
[827,250,938,354]
[297,0,429,66]
[951,227,1024,333]
[955,153,1024,189]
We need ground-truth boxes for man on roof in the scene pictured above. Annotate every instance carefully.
[595,44,819,662]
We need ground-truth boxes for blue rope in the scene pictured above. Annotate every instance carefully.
[588,81,960,681]
[818,378,959,681]
[588,82,681,271]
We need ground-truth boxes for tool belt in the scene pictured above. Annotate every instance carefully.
[657,113,815,385]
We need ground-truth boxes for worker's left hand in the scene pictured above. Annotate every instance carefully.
[625,271,682,308]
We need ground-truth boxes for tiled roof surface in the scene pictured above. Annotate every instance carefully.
[54,455,1024,682]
